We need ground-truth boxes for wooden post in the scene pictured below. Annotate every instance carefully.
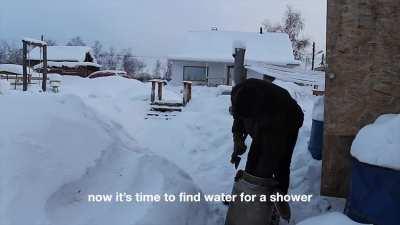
[151,81,156,103]
[42,45,47,92]
[22,41,28,91]
[157,82,163,101]
[183,82,188,106]
[233,48,246,86]
[182,81,192,105]
[187,82,192,102]
[311,42,316,71]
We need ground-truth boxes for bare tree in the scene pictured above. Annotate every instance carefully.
[121,49,145,76]
[66,36,86,46]
[44,39,57,46]
[0,41,8,64]
[262,6,310,60]
[91,41,103,60]
[153,60,162,79]
[262,20,283,32]
[0,41,22,64]
[104,47,118,70]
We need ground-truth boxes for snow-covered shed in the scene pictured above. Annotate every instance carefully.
[167,30,300,86]
[28,46,100,77]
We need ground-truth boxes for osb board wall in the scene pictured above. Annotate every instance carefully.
[322,0,400,197]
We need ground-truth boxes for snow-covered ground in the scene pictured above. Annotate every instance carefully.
[0,76,345,225]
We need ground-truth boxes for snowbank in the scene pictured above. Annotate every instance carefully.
[351,114,400,170]
[0,93,208,225]
[312,96,324,121]
[0,79,10,94]
[297,212,371,225]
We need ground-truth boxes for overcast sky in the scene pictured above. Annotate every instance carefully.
[0,0,326,57]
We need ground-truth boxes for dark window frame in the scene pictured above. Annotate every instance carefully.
[183,65,208,81]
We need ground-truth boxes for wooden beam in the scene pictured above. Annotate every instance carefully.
[151,81,156,103]
[157,82,163,101]
[22,42,28,91]
[42,45,47,92]
[233,48,246,86]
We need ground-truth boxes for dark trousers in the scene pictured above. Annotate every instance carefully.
[245,127,300,194]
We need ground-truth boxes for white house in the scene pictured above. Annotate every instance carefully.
[167,30,300,86]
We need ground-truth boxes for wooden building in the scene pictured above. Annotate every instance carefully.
[28,46,100,77]
[323,0,400,197]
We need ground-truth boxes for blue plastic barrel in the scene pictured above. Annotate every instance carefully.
[345,157,400,225]
[308,119,324,160]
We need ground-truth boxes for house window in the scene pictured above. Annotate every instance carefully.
[183,66,208,81]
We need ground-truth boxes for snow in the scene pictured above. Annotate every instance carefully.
[33,61,101,69]
[0,92,208,225]
[169,30,300,66]
[29,46,97,63]
[351,114,400,170]
[0,79,10,94]
[312,96,324,121]
[1,75,345,225]
[0,64,38,76]
[297,212,371,225]
[23,37,47,46]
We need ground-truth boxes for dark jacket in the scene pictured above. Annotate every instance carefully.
[231,78,304,194]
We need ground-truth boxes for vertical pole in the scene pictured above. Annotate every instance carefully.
[312,42,316,71]
[183,82,188,106]
[233,48,246,86]
[42,45,47,92]
[22,41,28,91]
[151,81,156,103]
[188,82,192,102]
[321,54,325,66]
[157,82,163,101]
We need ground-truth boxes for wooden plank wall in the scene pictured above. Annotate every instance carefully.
[323,0,400,197]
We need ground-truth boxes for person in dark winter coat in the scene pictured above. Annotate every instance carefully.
[230,78,304,194]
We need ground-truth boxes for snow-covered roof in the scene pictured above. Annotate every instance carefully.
[0,64,39,76]
[23,37,47,46]
[169,30,300,66]
[28,46,96,63]
[247,63,325,87]
[34,61,101,69]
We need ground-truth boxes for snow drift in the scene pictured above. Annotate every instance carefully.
[0,93,208,225]
[351,114,400,170]
[0,79,10,94]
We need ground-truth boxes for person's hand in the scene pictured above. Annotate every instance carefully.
[233,133,247,155]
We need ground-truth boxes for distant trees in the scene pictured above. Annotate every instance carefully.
[44,39,57,46]
[91,40,103,61]
[263,6,310,60]
[121,49,146,76]
[153,60,162,79]
[66,36,86,46]
[0,36,165,81]
[0,41,22,64]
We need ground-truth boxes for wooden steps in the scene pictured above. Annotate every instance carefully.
[151,101,184,107]
[150,105,182,112]
[145,101,183,120]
